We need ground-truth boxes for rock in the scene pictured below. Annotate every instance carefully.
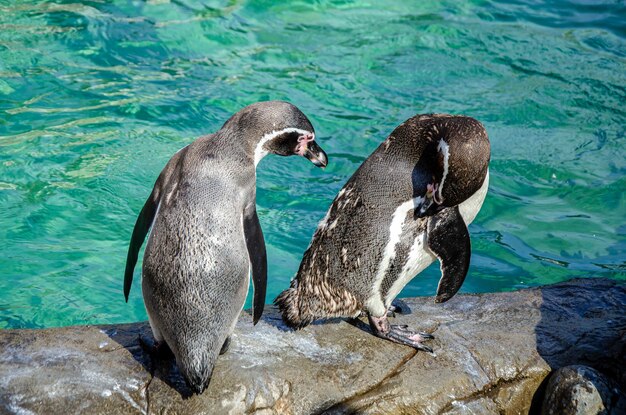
[0,278,624,414]
[541,365,626,415]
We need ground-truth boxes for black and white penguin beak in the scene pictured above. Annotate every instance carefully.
[302,141,328,168]
[415,198,439,218]
[415,183,445,218]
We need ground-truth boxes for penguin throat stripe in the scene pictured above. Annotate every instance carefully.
[254,128,312,167]
[384,233,435,308]
[365,196,424,316]
[437,139,449,201]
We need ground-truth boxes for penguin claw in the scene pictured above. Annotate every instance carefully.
[393,324,410,331]
[418,344,434,354]
[390,325,435,339]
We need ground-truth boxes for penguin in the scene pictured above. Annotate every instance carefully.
[275,114,489,352]
[123,101,328,393]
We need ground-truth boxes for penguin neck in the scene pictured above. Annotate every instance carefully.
[209,124,262,168]
[252,127,308,167]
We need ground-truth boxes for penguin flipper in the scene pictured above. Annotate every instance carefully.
[243,204,267,325]
[124,190,158,302]
[426,206,471,303]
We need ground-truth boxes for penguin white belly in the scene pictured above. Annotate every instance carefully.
[382,170,490,310]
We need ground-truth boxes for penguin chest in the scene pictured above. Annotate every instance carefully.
[364,199,434,316]
[382,231,436,308]
[365,169,489,315]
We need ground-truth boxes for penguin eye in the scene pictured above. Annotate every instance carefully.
[265,131,304,156]
[283,132,303,150]
[274,131,299,145]
[286,132,301,142]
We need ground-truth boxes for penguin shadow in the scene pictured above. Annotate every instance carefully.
[259,299,413,335]
[528,279,626,414]
[103,323,195,399]
[258,310,347,332]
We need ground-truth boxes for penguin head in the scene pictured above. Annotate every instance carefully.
[434,134,490,207]
[262,128,328,168]
[415,117,490,217]
[224,101,328,168]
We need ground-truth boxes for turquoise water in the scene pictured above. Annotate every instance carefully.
[0,1,624,329]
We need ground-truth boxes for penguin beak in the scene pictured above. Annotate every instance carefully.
[415,197,436,218]
[414,196,445,218]
[303,141,328,168]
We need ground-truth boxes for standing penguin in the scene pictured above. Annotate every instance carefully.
[276,114,489,352]
[123,101,328,393]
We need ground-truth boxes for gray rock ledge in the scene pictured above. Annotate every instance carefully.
[0,278,624,415]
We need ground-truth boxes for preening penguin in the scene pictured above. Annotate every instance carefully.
[276,114,489,351]
[123,101,328,394]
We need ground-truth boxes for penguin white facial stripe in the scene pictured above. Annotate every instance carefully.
[384,233,435,308]
[365,196,424,316]
[437,139,450,201]
[253,127,312,167]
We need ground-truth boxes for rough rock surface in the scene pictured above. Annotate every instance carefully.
[0,278,624,415]
[541,365,626,415]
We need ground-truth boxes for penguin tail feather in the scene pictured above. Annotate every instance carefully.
[178,343,218,395]
[187,372,210,395]
[274,282,314,330]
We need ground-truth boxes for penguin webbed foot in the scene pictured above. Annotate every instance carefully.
[385,325,434,353]
[139,334,173,359]
[368,314,434,353]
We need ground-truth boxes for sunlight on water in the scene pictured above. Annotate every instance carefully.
[0,0,624,328]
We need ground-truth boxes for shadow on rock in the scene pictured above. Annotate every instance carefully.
[260,298,414,338]
[102,323,195,399]
[531,278,626,413]
[259,308,347,331]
